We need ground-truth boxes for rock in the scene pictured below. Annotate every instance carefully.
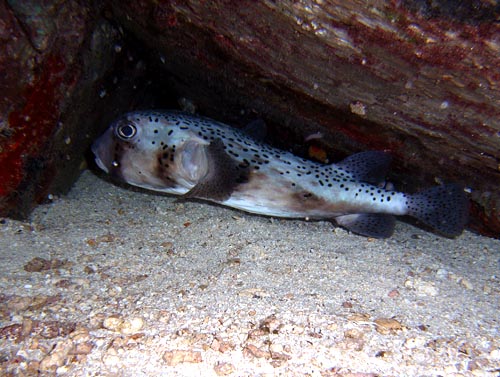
[119,316,144,334]
[373,318,404,335]
[39,339,74,371]
[102,315,123,331]
[213,362,235,376]
[0,0,153,218]
[162,349,203,366]
[0,0,499,236]
[23,257,64,272]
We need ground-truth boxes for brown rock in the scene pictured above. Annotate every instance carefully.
[0,323,24,342]
[24,257,64,272]
[242,344,271,359]
[162,349,203,366]
[213,362,235,376]
[374,317,404,335]
[71,341,94,355]
[39,339,74,371]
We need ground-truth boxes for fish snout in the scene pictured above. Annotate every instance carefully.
[91,131,115,174]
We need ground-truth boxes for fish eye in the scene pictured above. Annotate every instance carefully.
[116,122,137,140]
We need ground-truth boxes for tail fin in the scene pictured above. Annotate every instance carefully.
[406,184,468,237]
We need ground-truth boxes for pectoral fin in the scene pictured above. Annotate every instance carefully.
[183,138,250,202]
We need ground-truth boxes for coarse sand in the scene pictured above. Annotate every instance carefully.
[0,170,499,376]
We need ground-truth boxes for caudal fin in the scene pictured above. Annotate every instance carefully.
[405,184,468,237]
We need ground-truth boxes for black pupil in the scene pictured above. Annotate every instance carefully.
[118,124,136,139]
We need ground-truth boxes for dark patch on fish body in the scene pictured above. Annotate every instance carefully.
[156,145,181,187]
[182,139,251,202]
[290,190,328,211]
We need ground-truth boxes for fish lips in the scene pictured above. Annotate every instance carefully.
[91,129,114,174]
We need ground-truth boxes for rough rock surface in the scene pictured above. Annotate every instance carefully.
[0,0,499,236]
[0,1,153,218]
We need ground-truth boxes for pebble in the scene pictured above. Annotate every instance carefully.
[39,339,73,370]
[214,362,235,375]
[373,318,403,334]
[162,349,202,366]
[344,328,364,339]
[459,278,473,290]
[243,344,271,359]
[490,348,500,359]
[120,317,144,334]
[436,268,449,279]
[387,289,400,298]
[404,278,438,296]
[70,327,90,341]
[101,314,144,335]
[103,353,121,367]
[103,315,123,331]
[269,343,284,353]
[404,336,427,348]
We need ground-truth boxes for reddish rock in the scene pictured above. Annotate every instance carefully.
[1,1,84,209]
[0,1,152,218]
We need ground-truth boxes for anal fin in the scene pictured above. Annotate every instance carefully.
[335,213,395,239]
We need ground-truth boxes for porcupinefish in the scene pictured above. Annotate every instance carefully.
[91,110,468,238]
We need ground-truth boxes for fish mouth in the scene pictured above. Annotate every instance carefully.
[91,140,110,173]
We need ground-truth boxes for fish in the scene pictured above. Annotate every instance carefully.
[91,110,468,238]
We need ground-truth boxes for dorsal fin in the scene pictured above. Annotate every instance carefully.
[242,119,267,141]
[336,151,391,184]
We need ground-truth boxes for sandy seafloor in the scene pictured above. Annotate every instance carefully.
[0,170,499,377]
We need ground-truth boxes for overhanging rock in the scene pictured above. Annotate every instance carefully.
[1,0,499,236]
